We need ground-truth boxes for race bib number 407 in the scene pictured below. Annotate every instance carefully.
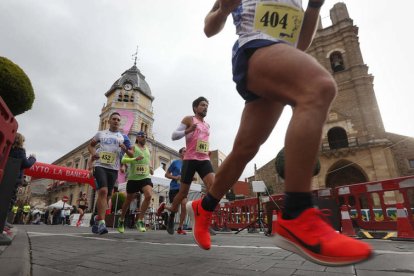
[196,140,209,154]
[99,152,116,165]
[254,3,304,45]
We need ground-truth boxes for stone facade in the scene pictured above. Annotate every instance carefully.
[252,3,414,192]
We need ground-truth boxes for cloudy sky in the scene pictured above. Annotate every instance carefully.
[1,0,413,179]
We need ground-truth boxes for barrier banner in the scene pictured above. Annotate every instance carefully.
[24,162,95,188]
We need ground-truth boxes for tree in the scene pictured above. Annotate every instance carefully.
[0,57,35,116]
[275,147,321,179]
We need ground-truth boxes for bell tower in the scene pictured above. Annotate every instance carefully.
[307,3,400,188]
[99,54,154,141]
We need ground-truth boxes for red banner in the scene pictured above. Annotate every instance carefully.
[24,162,95,188]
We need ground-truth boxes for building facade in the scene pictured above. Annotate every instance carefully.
[45,60,182,209]
[43,59,229,209]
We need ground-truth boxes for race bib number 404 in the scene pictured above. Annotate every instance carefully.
[254,2,304,45]
[99,152,116,165]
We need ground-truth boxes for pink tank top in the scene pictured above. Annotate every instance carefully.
[184,117,210,161]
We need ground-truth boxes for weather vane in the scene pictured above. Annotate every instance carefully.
[132,45,139,65]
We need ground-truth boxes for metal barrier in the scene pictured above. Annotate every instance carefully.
[213,176,414,232]
[0,96,18,183]
[335,176,414,231]
[212,198,259,230]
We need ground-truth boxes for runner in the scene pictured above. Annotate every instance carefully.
[76,192,88,227]
[22,201,31,224]
[117,131,154,233]
[157,147,187,234]
[186,0,372,266]
[88,112,133,235]
[166,97,215,235]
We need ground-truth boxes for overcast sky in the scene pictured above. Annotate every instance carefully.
[1,0,413,179]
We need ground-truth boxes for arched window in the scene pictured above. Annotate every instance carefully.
[330,51,345,72]
[328,127,348,149]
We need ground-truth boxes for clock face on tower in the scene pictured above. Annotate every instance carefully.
[123,83,132,91]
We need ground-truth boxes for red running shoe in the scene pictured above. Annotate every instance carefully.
[273,208,372,266]
[186,199,212,250]
[76,220,81,227]
[156,202,166,217]
[177,228,187,235]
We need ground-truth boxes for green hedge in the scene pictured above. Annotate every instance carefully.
[0,57,35,116]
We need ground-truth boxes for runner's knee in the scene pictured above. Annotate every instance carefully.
[232,142,260,163]
[301,75,337,110]
[143,193,152,201]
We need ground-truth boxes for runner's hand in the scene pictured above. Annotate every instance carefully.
[218,0,241,14]
[188,123,197,133]
[135,156,144,161]
[308,0,325,8]
[120,165,126,173]
[119,143,127,151]
[88,167,93,178]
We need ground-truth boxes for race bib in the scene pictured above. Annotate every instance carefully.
[254,2,304,45]
[99,151,116,165]
[196,140,209,154]
[135,164,149,175]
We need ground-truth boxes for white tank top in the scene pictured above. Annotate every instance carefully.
[232,0,303,49]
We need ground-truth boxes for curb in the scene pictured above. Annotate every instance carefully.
[358,230,397,240]
[0,227,31,276]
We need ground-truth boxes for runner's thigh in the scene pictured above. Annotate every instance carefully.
[247,43,332,104]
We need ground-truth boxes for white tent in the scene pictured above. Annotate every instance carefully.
[151,166,171,187]
[47,200,73,210]
[117,166,202,193]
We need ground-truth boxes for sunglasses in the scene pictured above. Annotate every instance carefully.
[111,118,121,121]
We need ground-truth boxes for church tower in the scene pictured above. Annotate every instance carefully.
[307,3,411,188]
[99,57,154,141]
[252,3,414,194]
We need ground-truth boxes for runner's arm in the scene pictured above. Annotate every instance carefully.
[87,138,99,160]
[297,0,324,51]
[165,170,180,181]
[121,155,137,164]
[171,123,187,140]
[204,0,240,37]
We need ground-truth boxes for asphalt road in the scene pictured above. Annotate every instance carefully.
[3,225,414,276]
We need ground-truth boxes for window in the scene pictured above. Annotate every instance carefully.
[409,159,414,168]
[330,51,345,72]
[161,162,167,171]
[83,158,89,169]
[327,127,348,150]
